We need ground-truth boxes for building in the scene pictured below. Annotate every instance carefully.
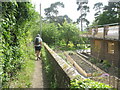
[83,23,120,68]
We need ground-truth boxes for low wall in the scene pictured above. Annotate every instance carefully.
[44,43,84,88]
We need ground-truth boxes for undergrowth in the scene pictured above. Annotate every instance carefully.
[70,79,111,89]
[41,46,57,88]
[6,44,35,88]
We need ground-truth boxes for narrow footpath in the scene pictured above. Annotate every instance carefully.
[32,59,49,88]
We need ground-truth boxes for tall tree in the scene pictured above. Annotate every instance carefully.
[44,2,64,23]
[94,2,120,25]
[76,1,90,31]
[93,2,103,17]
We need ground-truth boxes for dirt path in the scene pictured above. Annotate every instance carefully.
[32,59,49,88]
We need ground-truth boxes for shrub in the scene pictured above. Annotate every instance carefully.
[70,79,111,89]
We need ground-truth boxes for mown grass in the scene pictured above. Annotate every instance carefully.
[9,44,35,88]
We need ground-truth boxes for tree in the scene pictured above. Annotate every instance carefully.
[76,1,90,31]
[56,15,72,25]
[59,21,80,46]
[93,2,103,17]
[44,2,64,23]
[95,11,118,25]
[29,11,42,39]
[42,22,59,45]
[44,2,73,25]
[94,2,120,25]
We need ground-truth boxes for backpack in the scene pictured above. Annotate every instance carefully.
[35,37,40,45]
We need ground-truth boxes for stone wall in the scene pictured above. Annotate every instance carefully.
[44,43,84,88]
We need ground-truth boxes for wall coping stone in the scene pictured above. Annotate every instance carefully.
[44,43,85,80]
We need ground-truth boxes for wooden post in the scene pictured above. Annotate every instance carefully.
[117,23,120,89]
[39,3,42,37]
[116,3,120,88]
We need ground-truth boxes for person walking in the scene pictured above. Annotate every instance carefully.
[34,34,42,60]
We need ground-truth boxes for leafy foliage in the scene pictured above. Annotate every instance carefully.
[33,17,88,48]
[70,79,111,89]
[41,2,89,48]
[44,2,72,24]
[59,21,81,46]
[9,44,35,88]
[44,2,64,23]
[41,46,58,88]
[1,2,35,87]
[93,2,120,25]
[42,22,59,45]
[76,1,90,30]
[28,11,41,40]
[93,2,103,17]
[56,15,72,25]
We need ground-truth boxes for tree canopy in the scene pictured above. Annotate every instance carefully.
[93,2,120,25]
[76,1,90,31]
[1,2,36,87]
[44,2,72,24]
[44,2,64,23]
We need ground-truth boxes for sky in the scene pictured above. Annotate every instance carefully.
[31,0,109,24]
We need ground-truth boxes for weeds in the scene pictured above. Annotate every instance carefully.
[5,44,35,88]
[41,47,57,88]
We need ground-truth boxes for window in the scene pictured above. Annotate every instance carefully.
[108,42,114,54]
[94,40,101,52]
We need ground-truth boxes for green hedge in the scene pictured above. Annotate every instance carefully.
[1,2,35,87]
